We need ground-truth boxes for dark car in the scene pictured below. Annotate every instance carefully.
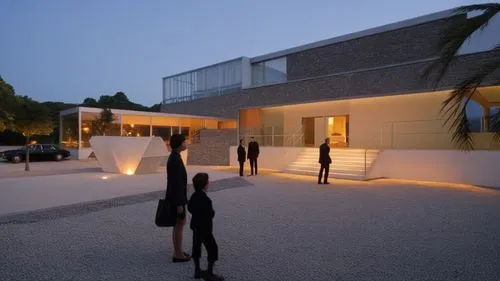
[0,144,71,163]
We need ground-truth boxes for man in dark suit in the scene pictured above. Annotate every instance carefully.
[247,137,260,176]
[237,139,246,177]
[318,138,331,184]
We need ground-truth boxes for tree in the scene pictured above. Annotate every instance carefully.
[91,108,115,136]
[83,98,98,107]
[41,101,77,144]
[425,3,500,150]
[150,103,162,112]
[12,96,53,171]
[0,75,16,132]
[113,91,129,102]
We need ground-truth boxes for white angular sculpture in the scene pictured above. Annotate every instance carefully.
[90,136,168,175]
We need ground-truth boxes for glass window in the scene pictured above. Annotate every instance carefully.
[180,127,190,138]
[42,145,56,151]
[163,59,243,104]
[61,113,78,149]
[153,126,172,141]
[251,57,287,86]
[121,124,150,137]
[466,100,483,132]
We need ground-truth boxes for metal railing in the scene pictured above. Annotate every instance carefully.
[239,126,304,147]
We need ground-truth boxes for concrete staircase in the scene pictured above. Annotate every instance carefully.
[284,148,380,180]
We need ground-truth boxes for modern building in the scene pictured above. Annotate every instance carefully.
[59,107,236,159]
[158,7,500,187]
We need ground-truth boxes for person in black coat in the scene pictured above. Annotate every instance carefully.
[237,139,246,177]
[318,138,332,184]
[188,173,224,281]
[247,137,260,176]
[166,134,190,263]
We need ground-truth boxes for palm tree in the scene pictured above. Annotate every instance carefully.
[425,3,500,151]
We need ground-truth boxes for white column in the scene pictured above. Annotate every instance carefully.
[236,114,240,144]
[120,114,123,136]
[77,108,82,149]
[150,116,153,136]
[59,115,63,146]
[483,105,491,132]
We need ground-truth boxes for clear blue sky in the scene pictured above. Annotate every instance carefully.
[0,0,489,107]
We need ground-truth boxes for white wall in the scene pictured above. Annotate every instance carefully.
[314,117,326,146]
[229,146,304,170]
[78,147,188,164]
[369,150,500,188]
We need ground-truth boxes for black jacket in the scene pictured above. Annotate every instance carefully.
[237,145,246,162]
[319,143,332,165]
[166,150,187,206]
[188,191,215,233]
[247,141,259,159]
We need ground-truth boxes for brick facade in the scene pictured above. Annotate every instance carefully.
[161,50,499,119]
[186,129,237,165]
[287,17,461,80]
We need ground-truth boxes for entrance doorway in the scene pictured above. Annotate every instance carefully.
[302,117,315,146]
[302,115,349,147]
[327,115,349,148]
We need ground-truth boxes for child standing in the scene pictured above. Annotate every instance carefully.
[188,173,224,281]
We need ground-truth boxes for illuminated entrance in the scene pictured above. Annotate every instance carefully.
[302,115,349,147]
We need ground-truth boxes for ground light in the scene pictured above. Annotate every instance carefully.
[125,168,134,176]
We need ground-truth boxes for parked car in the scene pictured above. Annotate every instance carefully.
[0,144,71,163]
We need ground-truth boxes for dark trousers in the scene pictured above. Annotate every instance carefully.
[249,158,258,175]
[318,164,330,183]
[239,161,244,176]
[192,231,218,262]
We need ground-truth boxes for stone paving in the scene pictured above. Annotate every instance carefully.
[1,173,500,281]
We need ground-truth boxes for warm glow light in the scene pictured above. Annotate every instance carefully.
[136,133,140,136]
[101,176,109,180]
[373,178,493,193]
[130,124,135,128]
[83,127,90,133]
[125,168,134,175]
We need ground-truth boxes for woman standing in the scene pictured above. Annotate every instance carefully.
[166,134,191,262]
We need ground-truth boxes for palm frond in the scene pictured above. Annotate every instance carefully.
[442,87,475,151]
[422,4,500,84]
[456,3,500,13]
[441,57,500,150]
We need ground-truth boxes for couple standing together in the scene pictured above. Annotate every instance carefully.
[165,134,223,281]
[237,137,259,177]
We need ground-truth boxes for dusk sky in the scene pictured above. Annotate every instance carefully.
[0,0,490,106]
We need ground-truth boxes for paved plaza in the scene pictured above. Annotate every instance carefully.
[1,164,500,281]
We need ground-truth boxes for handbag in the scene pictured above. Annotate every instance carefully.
[155,196,176,227]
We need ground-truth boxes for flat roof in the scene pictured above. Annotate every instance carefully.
[250,8,455,63]
[162,57,246,80]
[60,106,234,121]
[162,8,457,78]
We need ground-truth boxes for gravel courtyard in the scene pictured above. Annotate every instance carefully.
[1,173,499,281]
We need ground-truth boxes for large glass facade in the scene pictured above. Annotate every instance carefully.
[163,59,243,104]
[61,113,78,149]
[60,108,237,153]
[251,57,287,86]
[81,112,120,148]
